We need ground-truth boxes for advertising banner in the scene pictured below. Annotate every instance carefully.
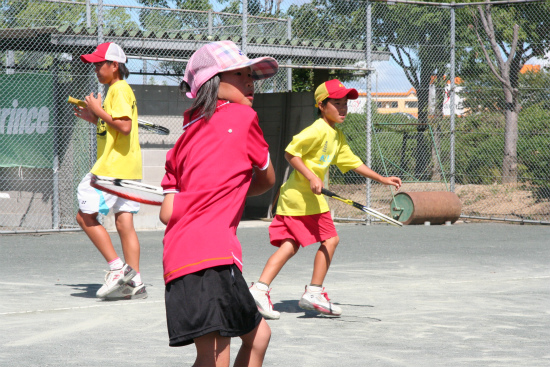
[0,74,54,168]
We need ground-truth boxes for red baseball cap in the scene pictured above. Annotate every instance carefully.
[314,79,359,107]
[80,42,127,64]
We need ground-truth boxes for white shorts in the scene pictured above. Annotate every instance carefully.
[77,173,140,215]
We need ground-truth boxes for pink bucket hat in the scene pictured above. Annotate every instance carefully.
[184,41,278,98]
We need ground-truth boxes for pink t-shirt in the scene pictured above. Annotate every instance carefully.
[161,101,270,284]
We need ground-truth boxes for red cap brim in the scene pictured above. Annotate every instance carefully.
[80,53,106,64]
[328,88,359,100]
[328,88,359,99]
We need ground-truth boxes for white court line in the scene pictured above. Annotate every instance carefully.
[0,299,164,316]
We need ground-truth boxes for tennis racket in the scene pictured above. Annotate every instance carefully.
[90,175,164,206]
[321,188,403,227]
[67,96,170,135]
[136,118,170,135]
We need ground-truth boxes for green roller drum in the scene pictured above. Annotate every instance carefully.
[390,191,462,225]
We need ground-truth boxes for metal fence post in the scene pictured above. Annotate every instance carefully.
[97,0,103,44]
[242,0,247,54]
[6,50,14,74]
[366,0,373,223]
[97,0,104,96]
[208,10,213,37]
[94,0,103,167]
[52,59,60,229]
[287,18,292,91]
[450,3,456,192]
[143,60,147,85]
[86,0,91,28]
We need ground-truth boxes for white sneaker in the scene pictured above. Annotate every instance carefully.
[96,264,137,298]
[249,282,280,320]
[104,281,148,300]
[298,285,342,316]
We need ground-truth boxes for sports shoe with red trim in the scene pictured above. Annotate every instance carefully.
[104,281,148,300]
[298,285,342,316]
[249,282,280,320]
[96,264,136,298]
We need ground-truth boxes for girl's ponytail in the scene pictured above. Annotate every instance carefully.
[180,75,220,121]
[118,63,130,80]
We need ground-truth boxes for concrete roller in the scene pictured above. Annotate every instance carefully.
[390,191,462,225]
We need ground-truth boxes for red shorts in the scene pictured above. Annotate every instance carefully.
[268,212,338,247]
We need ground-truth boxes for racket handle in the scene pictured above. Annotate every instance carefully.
[321,188,337,197]
[67,96,87,108]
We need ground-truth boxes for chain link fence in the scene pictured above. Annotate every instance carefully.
[330,0,549,225]
[1,0,548,232]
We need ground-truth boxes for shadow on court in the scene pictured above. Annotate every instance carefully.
[56,283,101,298]
[1,222,549,367]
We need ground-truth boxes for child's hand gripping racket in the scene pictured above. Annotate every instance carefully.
[321,188,403,227]
[67,96,170,135]
[90,175,164,206]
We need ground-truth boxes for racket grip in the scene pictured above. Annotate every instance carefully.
[321,188,337,197]
[67,96,87,108]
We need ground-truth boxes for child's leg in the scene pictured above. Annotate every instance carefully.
[298,235,342,316]
[76,210,118,262]
[250,239,299,319]
[193,332,231,367]
[258,239,299,285]
[310,235,339,286]
[234,319,271,367]
[114,211,140,272]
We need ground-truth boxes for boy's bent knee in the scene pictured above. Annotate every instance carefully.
[322,235,339,249]
[279,239,300,256]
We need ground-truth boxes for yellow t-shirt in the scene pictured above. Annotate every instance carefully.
[91,80,142,179]
[276,118,363,216]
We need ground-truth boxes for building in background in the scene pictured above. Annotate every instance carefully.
[349,88,418,116]
[351,65,538,117]
[348,75,472,118]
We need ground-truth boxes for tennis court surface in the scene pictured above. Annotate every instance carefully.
[1,221,548,367]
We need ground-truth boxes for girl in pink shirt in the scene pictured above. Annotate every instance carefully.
[159,41,278,367]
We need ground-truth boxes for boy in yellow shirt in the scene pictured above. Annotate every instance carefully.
[73,42,146,300]
[250,79,401,318]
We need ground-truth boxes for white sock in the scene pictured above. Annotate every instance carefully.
[108,257,124,270]
[307,285,322,293]
[132,273,142,285]
[255,282,269,291]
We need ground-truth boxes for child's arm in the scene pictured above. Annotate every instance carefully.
[285,152,324,195]
[159,193,175,225]
[353,164,402,190]
[247,160,275,196]
[84,92,133,135]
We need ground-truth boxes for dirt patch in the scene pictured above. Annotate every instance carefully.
[328,182,550,223]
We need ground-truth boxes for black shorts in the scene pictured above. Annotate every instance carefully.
[165,264,262,347]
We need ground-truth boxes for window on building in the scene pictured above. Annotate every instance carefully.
[377,102,383,108]
[406,101,418,108]
[390,101,398,108]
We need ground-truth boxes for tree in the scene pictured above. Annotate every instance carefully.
[0,0,86,28]
[137,0,210,32]
[372,3,451,180]
[0,1,138,72]
[466,0,550,184]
